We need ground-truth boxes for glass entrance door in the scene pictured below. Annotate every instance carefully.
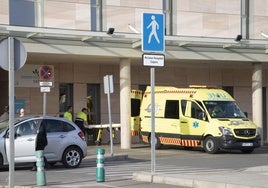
[59,84,73,117]
[87,84,100,124]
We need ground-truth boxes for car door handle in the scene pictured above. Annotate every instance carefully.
[59,135,66,138]
[27,138,35,141]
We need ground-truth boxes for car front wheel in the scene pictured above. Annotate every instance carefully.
[62,146,82,168]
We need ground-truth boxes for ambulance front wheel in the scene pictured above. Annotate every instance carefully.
[204,136,219,154]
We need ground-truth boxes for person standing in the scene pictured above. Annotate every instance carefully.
[74,108,88,134]
[32,121,48,171]
[64,106,73,121]
[19,108,25,117]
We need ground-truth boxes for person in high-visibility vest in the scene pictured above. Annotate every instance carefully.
[75,108,88,134]
[64,106,73,121]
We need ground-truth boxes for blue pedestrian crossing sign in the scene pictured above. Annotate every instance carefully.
[142,13,165,53]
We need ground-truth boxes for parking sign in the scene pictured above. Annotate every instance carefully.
[142,13,165,53]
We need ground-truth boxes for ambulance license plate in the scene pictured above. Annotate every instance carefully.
[242,143,253,147]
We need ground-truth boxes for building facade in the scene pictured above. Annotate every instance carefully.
[1,0,268,148]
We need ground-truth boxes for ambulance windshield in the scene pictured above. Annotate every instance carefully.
[204,101,247,119]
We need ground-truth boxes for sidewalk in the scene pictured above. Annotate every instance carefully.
[133,166,268,188]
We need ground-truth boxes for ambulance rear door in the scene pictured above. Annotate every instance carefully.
[131,90,143,136]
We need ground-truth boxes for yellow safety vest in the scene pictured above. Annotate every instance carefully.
[64,111,72,121]
[76,111,87,122]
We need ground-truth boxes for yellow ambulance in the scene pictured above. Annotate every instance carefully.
[131,90,143,136]
[140,86,261,154]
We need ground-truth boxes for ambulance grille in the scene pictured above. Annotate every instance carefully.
[234,129,256,137]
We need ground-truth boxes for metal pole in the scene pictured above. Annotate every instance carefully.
[150,67,155,173]
[8,37,15,188]
[107,76,113,156]
[43,93,46,116]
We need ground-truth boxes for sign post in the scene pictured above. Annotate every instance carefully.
[0,37,27,188]
[142,13,165,174]
[103,75,114,156]
[39,65,53,116]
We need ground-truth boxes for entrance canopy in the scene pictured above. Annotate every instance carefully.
[1,24,268,67]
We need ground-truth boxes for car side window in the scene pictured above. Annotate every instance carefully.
[16,121,36,136]
[45,119,64,133]
[62,121,75,132]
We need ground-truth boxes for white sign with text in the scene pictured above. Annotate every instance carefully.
[142,54,165,67]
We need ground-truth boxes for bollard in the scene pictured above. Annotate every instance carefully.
[96,148,105,182]
[36,150,46,186]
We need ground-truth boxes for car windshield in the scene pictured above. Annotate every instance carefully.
[204,101,247,118]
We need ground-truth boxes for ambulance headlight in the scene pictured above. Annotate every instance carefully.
[219,127,233,136]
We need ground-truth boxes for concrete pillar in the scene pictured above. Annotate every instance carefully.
[35,0,44,27]
[252,63,263,145]
[120,59,131,149]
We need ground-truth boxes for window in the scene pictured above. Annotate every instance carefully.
[16,121,36,136]
[191,102,204,120]
[131,98,141,117]
[164,100,179,119]
[181,100,187,116]
[45,119,75,133]
[62,121,75,132]
[45,120,63,133]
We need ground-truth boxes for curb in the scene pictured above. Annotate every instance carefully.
[132,172,262,188]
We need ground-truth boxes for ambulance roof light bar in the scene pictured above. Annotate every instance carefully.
[189,85,217,88]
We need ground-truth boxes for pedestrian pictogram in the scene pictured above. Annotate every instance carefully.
[142,13,165,53]
[147,15,160,44]
[39,65,53,81]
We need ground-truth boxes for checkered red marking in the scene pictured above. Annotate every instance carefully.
[159,137,199,147]
[141,135,149,143]
[145,90,197,95]
[131,130,139,136]
[131,90,142,94]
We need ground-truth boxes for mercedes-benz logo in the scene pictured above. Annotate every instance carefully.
[244,130,250,136]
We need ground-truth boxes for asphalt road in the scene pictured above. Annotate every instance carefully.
[0,143,268,188]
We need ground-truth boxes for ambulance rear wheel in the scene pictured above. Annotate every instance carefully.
[204,136,219,154]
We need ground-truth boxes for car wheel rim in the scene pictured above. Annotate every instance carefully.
[206,140,214,151]
[66,150,80,167]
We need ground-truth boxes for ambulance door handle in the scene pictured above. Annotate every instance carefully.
[181,121,188,123]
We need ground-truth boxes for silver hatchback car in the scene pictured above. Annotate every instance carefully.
[0,116,87,168]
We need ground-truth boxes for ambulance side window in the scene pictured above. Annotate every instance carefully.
[191,102,204,120]
[131,98,141,117]
[181,100,187,116]
[164,100,179,119]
